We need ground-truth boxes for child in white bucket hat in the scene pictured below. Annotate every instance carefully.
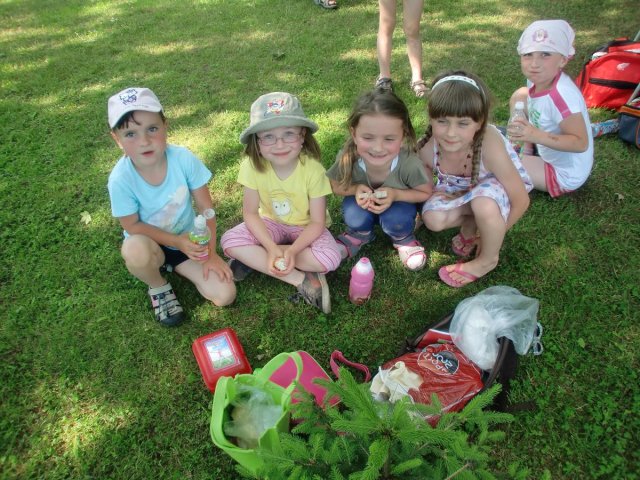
[508,20,593,198]
[221,92,342,314]
[107,87,236,326]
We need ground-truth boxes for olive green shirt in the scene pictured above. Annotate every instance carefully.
[326,147,429,190]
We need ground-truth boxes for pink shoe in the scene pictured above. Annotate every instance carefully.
[394,240,427,271]
[451,231,479,257]
[438,263,478,288]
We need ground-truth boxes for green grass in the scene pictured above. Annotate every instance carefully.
[1,0,638,478]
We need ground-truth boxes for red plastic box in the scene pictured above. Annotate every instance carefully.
[192,328,252,392]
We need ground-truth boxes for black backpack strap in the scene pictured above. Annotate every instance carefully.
[399,311,454,355]
[481,338,518,411]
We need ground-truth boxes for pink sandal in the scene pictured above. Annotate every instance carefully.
[438,263,479,288]
[394,240,427,271]
[451,231,479,257]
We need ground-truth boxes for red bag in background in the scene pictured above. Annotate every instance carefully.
[380,343,484,425]
[575,38,640,111]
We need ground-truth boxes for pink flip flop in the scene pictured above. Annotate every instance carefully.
[451,231,479,257]
[438,263,478,288]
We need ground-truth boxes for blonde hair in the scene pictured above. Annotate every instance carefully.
[417,70,492,185]
[243,127,321,172]
[336,89,416,190]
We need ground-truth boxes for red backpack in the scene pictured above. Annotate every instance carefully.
[575,37,640,111]
[385,312,519,425]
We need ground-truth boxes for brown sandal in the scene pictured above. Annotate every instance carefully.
[410,80,429,98]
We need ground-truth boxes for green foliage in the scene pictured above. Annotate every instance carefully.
[249,370,513,480]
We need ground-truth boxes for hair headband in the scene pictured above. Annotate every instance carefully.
[432,75,481,92]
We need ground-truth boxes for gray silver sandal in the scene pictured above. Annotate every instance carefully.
[375,77,393,91]
[314,0,337,9]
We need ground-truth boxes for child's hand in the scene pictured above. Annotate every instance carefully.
[279,247,297,276]
[202,254,233,282]
[178,234,208,261]
[506,118,531,141]
[367,188,393,214]
[267,247,289,276]
[355,185,374,208]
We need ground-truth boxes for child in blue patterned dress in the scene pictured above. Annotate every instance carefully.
[418,71,533,287]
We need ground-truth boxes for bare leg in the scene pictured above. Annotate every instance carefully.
[121,235,166,288]
[441,197,505,284]
[175,260,236,306]
[377,0,397,79]
[402,0,424,83]
[520,154,548,192]
[421,201,472,232]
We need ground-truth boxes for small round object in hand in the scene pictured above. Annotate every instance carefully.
[274,257,287,271]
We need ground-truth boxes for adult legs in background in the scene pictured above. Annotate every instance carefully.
[376,0,398,84]
[402,0,425,85]
[377,0,427,96]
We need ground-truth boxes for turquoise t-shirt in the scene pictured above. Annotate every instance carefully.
[108,144,212,237]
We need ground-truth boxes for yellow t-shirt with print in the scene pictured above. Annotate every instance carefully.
[237,155,332,227]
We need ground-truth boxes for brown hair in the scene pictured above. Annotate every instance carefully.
[243,127,321,172]
[112,110,166,131]
[417,70,492,185]
[336,89,416,190]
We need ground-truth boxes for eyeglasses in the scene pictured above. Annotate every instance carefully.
[257,131,302,146]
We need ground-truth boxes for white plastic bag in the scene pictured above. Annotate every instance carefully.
[223,384,284,449]
[450,286,539,370]
[370,361,423,403]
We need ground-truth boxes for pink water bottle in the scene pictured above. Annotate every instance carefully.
[349,257,374,305]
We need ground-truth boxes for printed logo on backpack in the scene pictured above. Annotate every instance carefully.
[418,347,460,375]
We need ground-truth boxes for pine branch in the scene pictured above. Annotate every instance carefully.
[390,458,423,476]
[443,462,471,480]
[254,361,511,479]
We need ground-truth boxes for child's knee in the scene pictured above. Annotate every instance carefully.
[421,211,447,232]
[402,21,420,38]
[322,248,343,273]
[471,198,502,223]
[121,235,159,266]
[201,282,236,307]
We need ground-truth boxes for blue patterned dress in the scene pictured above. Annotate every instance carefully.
[421,125,533,222]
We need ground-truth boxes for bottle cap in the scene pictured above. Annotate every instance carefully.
[355,257,373,273]
[203,208,216,220]
[514,101,525,110]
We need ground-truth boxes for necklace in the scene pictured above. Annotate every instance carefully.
[435,148,472,185]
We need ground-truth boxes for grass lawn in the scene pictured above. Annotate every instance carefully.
[1,0,638,478]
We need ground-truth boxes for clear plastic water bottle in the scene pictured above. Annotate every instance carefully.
[189,213,212,260]
[349,257,374,305]
[509,101,527,132]
[508,101,527,154]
